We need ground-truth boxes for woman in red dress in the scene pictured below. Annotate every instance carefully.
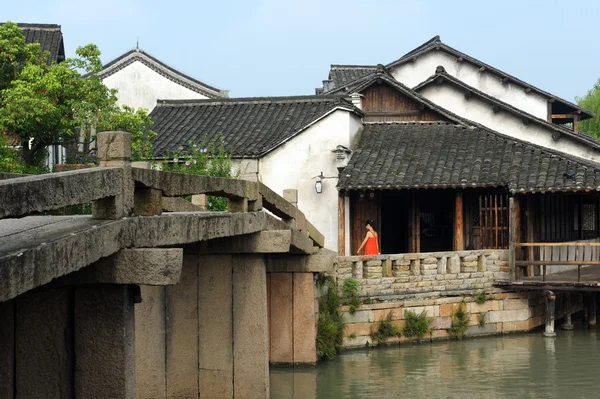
[357,220,379,255]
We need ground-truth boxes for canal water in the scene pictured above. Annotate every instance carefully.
[270,327,600,398]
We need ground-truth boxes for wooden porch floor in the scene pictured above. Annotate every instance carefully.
[504,267,600,291]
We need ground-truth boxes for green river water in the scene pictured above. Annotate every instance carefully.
[270,326,600,399]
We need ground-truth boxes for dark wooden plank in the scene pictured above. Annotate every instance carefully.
[455,190,464,251]
[338,193,345,256]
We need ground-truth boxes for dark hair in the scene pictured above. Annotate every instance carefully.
[365,219,376,229]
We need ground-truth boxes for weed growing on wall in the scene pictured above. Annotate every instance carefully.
[371,312,401,344]
[448,302,470,339]
[475,292,488,305]
[342,278,361,314]
[317,275,344,360]
[402,310,431,342]
[478,312,487,327]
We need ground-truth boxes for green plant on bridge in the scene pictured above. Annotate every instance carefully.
[478,312,487,327]
[161,137,238,211]
[475,292,488,305]
[402,310,431,342]
[316,275,344,360]
[371,311,401,344]
[342,278,361,314]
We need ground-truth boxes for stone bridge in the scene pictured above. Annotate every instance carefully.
[0,132,334,399]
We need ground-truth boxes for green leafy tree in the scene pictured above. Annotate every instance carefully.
[576,80,600,138]
[0,21,155,167]
[161,137,238,211]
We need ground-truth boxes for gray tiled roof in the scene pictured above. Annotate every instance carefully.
[387,35,594,120]
[324,65,377,93]
[338,122,600,193]
[150,96,361,158]
[4,23,65,63]
[414,68,600,150]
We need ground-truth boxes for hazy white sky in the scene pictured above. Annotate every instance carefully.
[5,0,599,100]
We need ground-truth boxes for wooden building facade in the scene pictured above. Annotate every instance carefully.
[336,68,600,256]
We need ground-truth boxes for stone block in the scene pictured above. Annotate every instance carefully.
[343,310,373,324]
[501,320,530,332]
[135,286,166,399]
[430,329,451,339]
[477,255,487,272]
[381,277,396,284]
[269,273,293,363]
[467,323,497,336]
[448,256,460,274]
[75,285,135,399]
[16,288,73,399]
[422,257,438,264]
[410,260,421,275]
[352,261,364,279]
[293,273,317,364]
[0,300,14,399]
[166,255,199,398]
[364,272,382,279]
[134,188,162,216]
[487,309,531,323]
[343,323,373,337]
[343,335,373,348]
[431,316,452,330]
[421,264,438,270]
[437,257,447,274]
[404,305,438,318]
[382,259,392,277]
[374,308,403,321]
[421,270,437,276]
[440,303,461,317]
[233,255,269,398]
[97,131,132,161]
[469,300,500,313]
[503,299,530,311]
[418,281,433,287]
[365,261,381,267]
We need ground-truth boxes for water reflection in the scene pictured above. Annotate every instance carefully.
[271,327,600,399]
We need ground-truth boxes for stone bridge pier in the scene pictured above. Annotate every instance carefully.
[0,131,331,399]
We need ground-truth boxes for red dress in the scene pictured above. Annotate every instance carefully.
[365,234,379,255]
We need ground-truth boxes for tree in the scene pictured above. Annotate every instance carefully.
[576,80,600,138]
[0,21,155,167]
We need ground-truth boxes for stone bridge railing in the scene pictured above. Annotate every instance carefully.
[337,249,510,298]
[0,131,324,248]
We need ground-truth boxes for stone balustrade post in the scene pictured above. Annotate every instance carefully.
[93,131,133,219]
[543,290,556,337]
[562,292,574,330]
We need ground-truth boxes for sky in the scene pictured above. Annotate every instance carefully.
[4,0,600,101]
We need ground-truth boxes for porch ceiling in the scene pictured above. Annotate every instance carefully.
[338,122,600,193]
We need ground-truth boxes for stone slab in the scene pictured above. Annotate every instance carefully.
[198,255,234,398]
[16,288,73,399]
[166,255,199,398]
[0,300,13,399]
[269,273,293,363]
[74,285,135,399]
[293,273,317,364]
[233,255,270,399]
[135,286,166,399]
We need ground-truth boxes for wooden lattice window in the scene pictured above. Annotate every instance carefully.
[479,194,509,249]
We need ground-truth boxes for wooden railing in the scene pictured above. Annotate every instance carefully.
[512,242,600,282]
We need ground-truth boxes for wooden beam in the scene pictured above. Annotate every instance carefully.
[574,114,579,133]
[551,113,578,119]
[526,195,536,277]
[338,193,345,256]
[509,197,517,283]
[455,190,464,251]
[365,110,421,117]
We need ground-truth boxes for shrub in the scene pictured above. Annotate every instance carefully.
[402,310,431,342]
[317,275,344,360]
[371,312,401,343]
[342,278,361,314]
[448,303,470,338]
[475,292,488,305]
[478,312,487,327]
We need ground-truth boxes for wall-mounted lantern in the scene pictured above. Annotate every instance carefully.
[315,173,323,194]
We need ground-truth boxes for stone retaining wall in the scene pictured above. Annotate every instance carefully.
[342,291,584,348]
[337,250,509,298]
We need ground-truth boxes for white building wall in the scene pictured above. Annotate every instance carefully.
[418,84,600,162]
[259,110,363,251]
[102,61,208,112]
[390,51,549,120]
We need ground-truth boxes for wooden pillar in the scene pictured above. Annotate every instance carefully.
[509,197,517,282]
[454,190,464,251]
[338,192,345,256]
[588,293,597,327]
[408,191,420,253]
[574,114,579,133]
[526,195,537,277]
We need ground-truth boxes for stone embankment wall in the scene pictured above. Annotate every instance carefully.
[341,291,584,348]
[337,250,509,298]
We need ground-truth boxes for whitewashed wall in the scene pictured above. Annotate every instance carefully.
[259,110,363,251]
[102,61,208,112]
[418,83,600,162]
[390,51,549,120]
[232,158,259,181]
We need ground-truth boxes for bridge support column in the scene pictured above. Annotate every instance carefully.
[233,255,270,399]
[562,292,574,330]
[543,290,556,337]
[588,293,597,327]
[75,285,135,399]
